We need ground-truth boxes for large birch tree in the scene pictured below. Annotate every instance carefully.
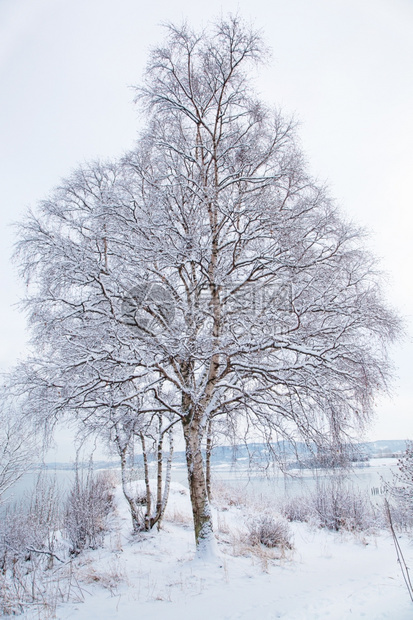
[14,17,400,555]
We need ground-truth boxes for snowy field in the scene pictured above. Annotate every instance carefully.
[16,478,413,620]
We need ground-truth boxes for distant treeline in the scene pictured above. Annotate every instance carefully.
[38,439,408,472]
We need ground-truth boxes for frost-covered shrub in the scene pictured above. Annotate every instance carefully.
[311,477,376,532]
[64,467,115,555]
[279,496,311,523]
[385,441,413,532]
[0,467,113,616]
[0,473,68,616]
[385,499,413,532]
[247,514,293,549]
[279,477,378,532]
[0,473,61,570]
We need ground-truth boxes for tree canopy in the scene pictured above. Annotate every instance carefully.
[13,16,401,552]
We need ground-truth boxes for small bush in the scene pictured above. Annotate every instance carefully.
[384,441,413,534]
[384,495,413,532]
[64,466,115,555]
[278,477,379,533]
[311,477,375,532]
[247,514,293,550]
[0,473,76,617]
[279,496,311,523]
[0,473,62,570]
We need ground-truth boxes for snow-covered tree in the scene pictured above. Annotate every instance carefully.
[94,389,175,533]
[14,17,400,554]
[0,396,37,505]
[11,162,177,532]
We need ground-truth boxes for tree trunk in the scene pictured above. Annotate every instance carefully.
[206,420,213,502]
[158,428,174,528]
[119,446,141,533]
[155,415,163,520]
[140,433,152,531]
[152,426,174,530]
[182,419,215,554]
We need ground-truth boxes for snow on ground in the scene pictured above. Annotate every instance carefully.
[30,481,413,620]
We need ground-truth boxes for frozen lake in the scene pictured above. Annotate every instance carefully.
[1,457,397,510]
[171,457,397,505]
[208,458,396,499]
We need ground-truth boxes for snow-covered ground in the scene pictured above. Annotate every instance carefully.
[22,479,413,620]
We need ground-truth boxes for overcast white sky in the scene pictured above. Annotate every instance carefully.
[1,0,412,459]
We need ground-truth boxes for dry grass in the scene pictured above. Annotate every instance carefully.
[247,514,293,550]
[215,511,231,535]
[211,480,249,510]
[228,529,292,572]
[164,507,193,526]
[82,557,126,595]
